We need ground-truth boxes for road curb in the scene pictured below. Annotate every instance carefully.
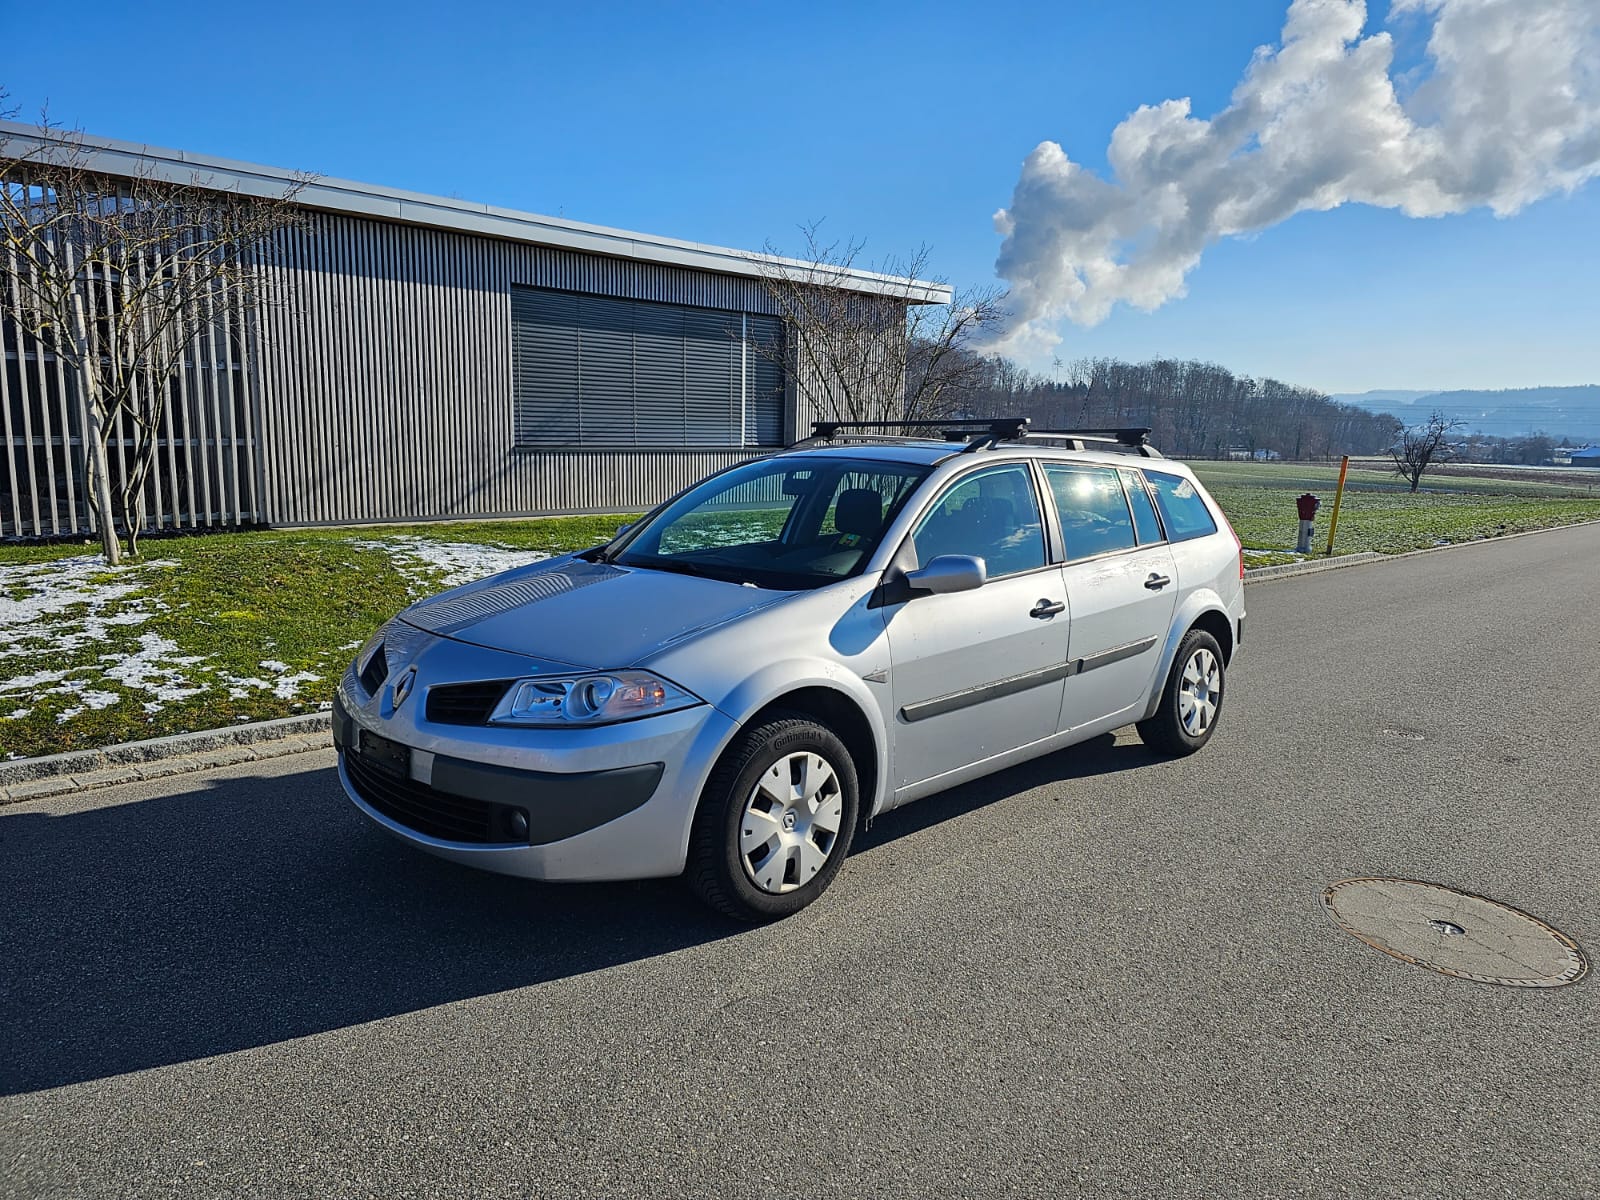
[1244,516,1600,585]
[1244,552,1384,582]
[0,713,333,806]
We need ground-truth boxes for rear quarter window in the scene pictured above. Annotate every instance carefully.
[1145,471,1218,542]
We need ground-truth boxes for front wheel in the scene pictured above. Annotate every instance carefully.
[687,714,859,922]
[1137,629,1226,756]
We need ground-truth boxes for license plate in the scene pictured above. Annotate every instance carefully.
[359,729,411,779]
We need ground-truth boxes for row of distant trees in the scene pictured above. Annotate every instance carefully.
[936,355,1402,459]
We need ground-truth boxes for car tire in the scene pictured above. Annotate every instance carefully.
[1137,628,1226,756]
[687,713,860,922]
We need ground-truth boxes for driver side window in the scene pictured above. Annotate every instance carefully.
[911,464,1046,578]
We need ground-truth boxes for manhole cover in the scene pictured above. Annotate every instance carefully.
[1322,878,1586,987]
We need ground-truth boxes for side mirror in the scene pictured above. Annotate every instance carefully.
[904,554,986,595]
[614,522,634,538]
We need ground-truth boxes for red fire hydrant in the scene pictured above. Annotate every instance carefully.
[1296,493,1320,553]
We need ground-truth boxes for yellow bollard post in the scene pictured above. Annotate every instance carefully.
[1325,455,1350,557]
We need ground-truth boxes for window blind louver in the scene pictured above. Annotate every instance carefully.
[511,286,784,450]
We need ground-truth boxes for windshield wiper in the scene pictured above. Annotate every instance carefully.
[626,558,746,585]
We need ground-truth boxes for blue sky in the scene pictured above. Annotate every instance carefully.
[5,0,1597,394]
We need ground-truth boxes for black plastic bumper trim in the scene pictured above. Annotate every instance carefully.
[427,756,665,846]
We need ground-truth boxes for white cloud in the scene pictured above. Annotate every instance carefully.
[991,0,1600,353]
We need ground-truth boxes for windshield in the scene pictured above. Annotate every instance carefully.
[608,456,930,590]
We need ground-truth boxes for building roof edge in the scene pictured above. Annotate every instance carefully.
[0,122,954,304]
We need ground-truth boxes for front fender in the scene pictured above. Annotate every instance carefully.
[1140,589,1233,721]
[710,659,893,821]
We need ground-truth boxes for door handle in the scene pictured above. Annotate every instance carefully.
[1144,573,1172,590]
[1030,598,1066,618]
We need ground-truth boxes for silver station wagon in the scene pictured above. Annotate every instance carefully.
[334,420,1245,920]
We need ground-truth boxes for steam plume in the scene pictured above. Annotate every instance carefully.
[992,0,1600,356]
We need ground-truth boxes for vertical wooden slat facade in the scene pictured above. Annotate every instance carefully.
[2,144,931,538]
[1,257,259,539]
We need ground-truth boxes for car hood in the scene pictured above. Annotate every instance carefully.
[395,554,793,670]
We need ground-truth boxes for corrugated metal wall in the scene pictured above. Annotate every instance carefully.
[4,204,904,537]
[255,212,798,525]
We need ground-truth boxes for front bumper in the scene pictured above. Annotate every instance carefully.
[333,663,736,882]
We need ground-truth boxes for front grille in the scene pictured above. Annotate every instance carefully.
[358,644,388,695]
[344,747,525,845]
[425,680,513,726]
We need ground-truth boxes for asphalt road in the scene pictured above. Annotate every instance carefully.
[3,525,1597,1199]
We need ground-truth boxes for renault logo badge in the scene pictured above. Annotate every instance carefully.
[391,667,417,710]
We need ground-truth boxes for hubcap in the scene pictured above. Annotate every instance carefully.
[1178,647,1221,736]
[740,751,844,894]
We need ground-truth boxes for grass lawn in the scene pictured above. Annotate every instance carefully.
[3,460,1598,761]
[0,516,630,761]
[1193,461,1600,559]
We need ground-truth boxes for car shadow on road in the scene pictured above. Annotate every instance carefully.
[0,732,1160,1096]
[855,731,1162,853]
[0,764,737,1095]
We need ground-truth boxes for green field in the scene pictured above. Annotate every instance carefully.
[3,461,1598,761]
[1193,461,1600,560]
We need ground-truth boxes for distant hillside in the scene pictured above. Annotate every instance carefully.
[1331,386,1600,441]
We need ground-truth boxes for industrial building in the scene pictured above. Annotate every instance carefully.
[1,124,948,539]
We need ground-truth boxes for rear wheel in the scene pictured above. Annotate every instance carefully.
[1137,629,1225,756]
[687,714,859,921]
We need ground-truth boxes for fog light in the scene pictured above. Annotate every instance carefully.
[506,809,530,840]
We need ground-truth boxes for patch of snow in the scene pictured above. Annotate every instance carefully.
[5,707,31,720]
[100,632,207,703]
[56,690,118,723]
[221,665,321,702]
[0,667,71,697]
[356,537,547,589]
[0,557,175,659]
[260,659,291,673]
[271,671,321,699]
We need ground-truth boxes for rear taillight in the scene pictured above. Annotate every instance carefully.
[1223,514,1244,579]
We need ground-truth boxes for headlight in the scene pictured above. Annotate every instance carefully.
[488,671,702,726]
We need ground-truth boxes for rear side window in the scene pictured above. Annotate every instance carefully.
[1042,463,1137,561]
[1146,471,1218,542]
[1120,469,1165,545]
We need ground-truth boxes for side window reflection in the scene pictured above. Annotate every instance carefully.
[1044,464,1138,561]
[911,464,1046,578]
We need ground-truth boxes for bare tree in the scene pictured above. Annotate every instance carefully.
[1390,409,1465,493]
[749,222,1005,430]
[1,113,306,560]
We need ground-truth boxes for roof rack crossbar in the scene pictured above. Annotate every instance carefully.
[810,418,1017,439]
[798,417,1030,452]
[1022,427,1163,457]
[1026,427,1152,447]
[793,419,1162,457]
